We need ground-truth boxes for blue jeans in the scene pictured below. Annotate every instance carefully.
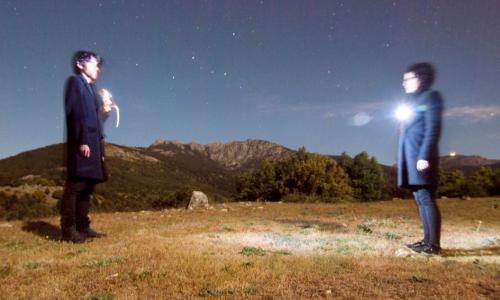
[413,187,441,247]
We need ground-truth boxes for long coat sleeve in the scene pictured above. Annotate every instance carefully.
[64,75,108,182]
[397,90,444,188]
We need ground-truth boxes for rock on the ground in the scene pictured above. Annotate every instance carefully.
[188,191,209,210]
[395,247,413,257]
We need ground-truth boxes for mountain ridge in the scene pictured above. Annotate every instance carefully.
[1,139,498,193]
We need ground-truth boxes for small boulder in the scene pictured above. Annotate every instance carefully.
[395,248,413,257]
[187,191,209,210]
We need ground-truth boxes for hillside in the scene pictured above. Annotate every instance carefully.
[0,140,293,211]
[1,140,498,212]
[440,155,500,175]
[147,139,293,170]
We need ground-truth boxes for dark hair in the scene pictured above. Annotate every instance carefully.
[405,62,436,91]
[72,50,102,74]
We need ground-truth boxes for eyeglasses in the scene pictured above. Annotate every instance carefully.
[403,76,417,82]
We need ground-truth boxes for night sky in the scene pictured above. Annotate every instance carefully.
[1,1,499,164]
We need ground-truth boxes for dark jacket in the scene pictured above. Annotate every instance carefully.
[397,89,444,188]
[64,75,108,182]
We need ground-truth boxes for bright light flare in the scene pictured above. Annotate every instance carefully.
[395,104,413,121]
[449,151,457,157]
[99,88,120,128]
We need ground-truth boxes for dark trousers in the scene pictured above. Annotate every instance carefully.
[412,187,441,247]
[60,178,95,231]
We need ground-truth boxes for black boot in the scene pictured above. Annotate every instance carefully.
[61,225,86,243]
[416,244,441,255]
[406,240,426,250]
[78,227,105,239]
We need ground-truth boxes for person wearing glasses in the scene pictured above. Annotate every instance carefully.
[397,62,444,255]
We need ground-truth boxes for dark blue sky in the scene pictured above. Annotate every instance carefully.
[1,0,499,164]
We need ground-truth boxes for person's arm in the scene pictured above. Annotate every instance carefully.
[417,91,443,168]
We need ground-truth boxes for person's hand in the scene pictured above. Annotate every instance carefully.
[102,97,113,112]
[80,144,90,158]
[100,89,113,113]
[416,159,429,171]
[102,104,112,113]
[102,97,113,113]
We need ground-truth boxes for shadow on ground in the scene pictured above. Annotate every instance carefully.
[22,221,61,241]
[441,246,500,257]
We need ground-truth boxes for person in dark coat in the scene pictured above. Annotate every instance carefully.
[397,62,444,255]
[61,50,112,242]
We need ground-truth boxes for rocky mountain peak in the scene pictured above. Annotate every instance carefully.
[147,138,293,170]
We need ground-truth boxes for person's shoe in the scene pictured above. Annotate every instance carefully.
[61,227,86,243]
[415,244,441,255]
[78,227,105,239]
[406,240,426,250]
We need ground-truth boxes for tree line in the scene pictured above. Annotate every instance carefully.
[237,147,500,202]
[237,147,387,202]
[438,166,500,197]
[1,147,499,220]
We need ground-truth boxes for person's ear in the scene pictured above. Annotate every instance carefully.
[76,62,84,71]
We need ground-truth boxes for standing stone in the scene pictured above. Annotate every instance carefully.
[188,191,209,210]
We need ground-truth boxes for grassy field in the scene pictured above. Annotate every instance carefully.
[1,197,499,299]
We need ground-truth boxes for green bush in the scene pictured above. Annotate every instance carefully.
[32,190,46,201]
[438,166,499,198]
[152,186,193,209]
[0,193,56,220]
[465,166,495,197]
[337,152,386,201]
[237,147,353,202]
[438,169,466,197]
[281,193,341,203]
[52,189,64,200]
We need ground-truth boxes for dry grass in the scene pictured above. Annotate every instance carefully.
[1,198,499,299]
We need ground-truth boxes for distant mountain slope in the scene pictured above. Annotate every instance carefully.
[440,155,500,175]
[1,140,497,196]
[147,139,293,170]
[0,139,293,197]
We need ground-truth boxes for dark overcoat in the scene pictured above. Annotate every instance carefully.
[64,75,108,182]
[397,89,444,188]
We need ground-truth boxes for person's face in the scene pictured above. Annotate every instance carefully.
[402,72,420,94]
[77,57,100,82]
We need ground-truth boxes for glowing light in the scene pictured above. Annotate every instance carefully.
[449,152,457,157]
[395,104,413,121]
[99,89,120,128]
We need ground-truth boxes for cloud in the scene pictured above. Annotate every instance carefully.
[350,112,374,126]
[255,95,390,124]
[487,132,500,140]
[445,105,500,122]
[323,111,336,119]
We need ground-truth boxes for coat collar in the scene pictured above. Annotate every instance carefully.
[77,74,96,98]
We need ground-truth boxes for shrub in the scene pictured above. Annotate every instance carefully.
[152,187,193,209]
[52,189,64,200]
[0,194,56,220]
[237,147,353,202]
[338,152,386,201]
